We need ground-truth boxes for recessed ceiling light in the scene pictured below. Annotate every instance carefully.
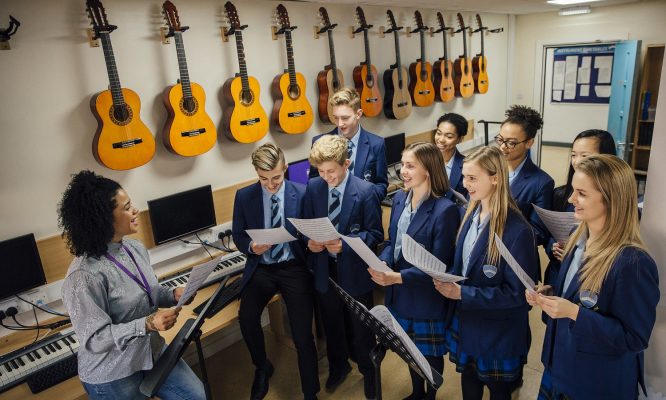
[558,5,592,15]
[548,0,602,5]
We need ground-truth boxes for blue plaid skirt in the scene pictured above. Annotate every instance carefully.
[392,312,447,357]
[445,314,526,382]
[537,370,570,400]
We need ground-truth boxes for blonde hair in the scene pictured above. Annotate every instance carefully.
[309,134,348,167]
[251,143,286,171]
[402,142,450,198]
[459,146,522,265]
[563,154,644,294]
[328,87,361,111]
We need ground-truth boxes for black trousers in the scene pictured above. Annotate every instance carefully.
[238,261,320,397]
[461,365,515,400]
[317,257,376,378]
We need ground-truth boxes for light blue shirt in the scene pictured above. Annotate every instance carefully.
[258,183,292,264]
[461,207,489,277]
[562,233,587,295]
[509,155,529,185]
[393,190,428,262]
[340,125,362,172]
[445,154,455,179]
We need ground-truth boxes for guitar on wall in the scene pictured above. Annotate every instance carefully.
[454,13,475,98]
[408,10,435,107]
[383,10,412,120]
[86,0,155,170]
[271,4,313,134]
[162,1,217,156]
[352,6,382,118]
[221,1,268,143]
[316,7,344,124]
[433,12,455,103]
[472,14,489,94]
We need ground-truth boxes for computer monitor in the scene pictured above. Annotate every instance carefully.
[384,132,406,166]
[148,185,217,245]
[285,159,311,185]
[0,233,47,302]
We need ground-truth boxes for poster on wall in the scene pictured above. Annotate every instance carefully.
[551,44,615,104]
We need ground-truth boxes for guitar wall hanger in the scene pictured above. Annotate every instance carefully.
[431,25,454,37]
[271,24,296,40]
[0,15,20,50]
[86,25,116,47]
[379,25,411,38]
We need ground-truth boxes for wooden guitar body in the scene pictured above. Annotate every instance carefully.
[473,55,489,94]
[352,63,382,117]
[433,59,455,102]
[221,75,269,143]
[382,67,412,120]
[454,57,475,98]
[271,72,313,134]
[162,82,216,156]
[316,67,344,123]
[408,61,435,106]
[91,88,155,170]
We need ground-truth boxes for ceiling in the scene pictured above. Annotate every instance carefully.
[289,0,643,15]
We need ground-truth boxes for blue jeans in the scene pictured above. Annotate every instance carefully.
[82,357,206,400]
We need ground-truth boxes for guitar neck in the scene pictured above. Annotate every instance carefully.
[419,30,426,63]
[461,27,468,59]
[363,29,372,67]
[480,28,485,56]
[173,32,192,98]
[442,29,448,60]
[234,30,250,93]
[99,32,125,106]
[327,29,339,84]
[393,30,402,71]
[284,30,297,87]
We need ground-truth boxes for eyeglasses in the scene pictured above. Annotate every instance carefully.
[494,135,530,150]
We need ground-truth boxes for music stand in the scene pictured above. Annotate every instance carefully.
[328,278,443,400]
[140,275,231,399]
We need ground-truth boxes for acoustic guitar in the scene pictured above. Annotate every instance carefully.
[454,13,475,98]
[433,12,455,103]
[271,4,313,135]
[316,7,344,124]
[221,1,268,143]
[382,10,412,120]
[162,1,217,156]
[472,14,489,94]
[408,11,435,107]
[86,0,155,170]
[352,7,382,118]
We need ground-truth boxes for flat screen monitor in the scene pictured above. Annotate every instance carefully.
[285,159,311,185]
[148,185,217,245]
[384,132,406,166]
[0,233,47,302]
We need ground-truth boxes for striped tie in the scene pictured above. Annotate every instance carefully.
[347,141,355,173]
[328,188,341,230]
[270,195,284,262]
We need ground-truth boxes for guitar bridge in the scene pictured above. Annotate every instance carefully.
[418,90,431,95]
[287,111,306,118]
[397,102,409,107]
[365,98,378,103]
[181,128,206,137]
[112,138,143,149]
[240,118,261,126]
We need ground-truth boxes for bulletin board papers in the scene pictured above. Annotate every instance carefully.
[551,44,615,104]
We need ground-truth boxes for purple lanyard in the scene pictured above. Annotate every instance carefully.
[104,245,153,307]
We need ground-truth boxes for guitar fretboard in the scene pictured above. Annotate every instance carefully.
[327,29,339,86]
[234,30,250,93]
[363,29,372,81]
[284,30,297,88]
[392,30,403,85]
[99,32,125,106]
[174,32,192,98]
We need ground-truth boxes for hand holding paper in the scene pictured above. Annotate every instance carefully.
[401,234,465,283]
[246,226,296,245]
[493,233,536,294]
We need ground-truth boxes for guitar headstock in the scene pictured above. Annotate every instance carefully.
[475,14,486,31]
[276,4,292,32]
[413,11,427,31]
[318,7,336,32]
[86,0,114,35]
[355,7,372,31]
[162,1,184,33]
[224,1,242,31]
[456,13,467,32]
[386,10,401,32]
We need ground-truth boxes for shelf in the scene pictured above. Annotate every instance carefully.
[633,169,648,176]
[635,145,652,150]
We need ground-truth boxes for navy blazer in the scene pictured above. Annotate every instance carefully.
[510,156,554,247]
[309,127,388,200]
[378,190,460,319]
[445,149,467,201]
[447,208,538,359]
[232,181,307,290]
[541,245,660,399]
[303,175,383,296]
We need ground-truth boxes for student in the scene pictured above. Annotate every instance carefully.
[435,146,538,400]
[527,154,659,399]
[304,134,383,399]
[496,105,554,247]
[309,87,388,201]
[544,129,616,286]
[232,144,319,400]
[434,113,468,199]
[59,171,205,400]
[369,142,460,400]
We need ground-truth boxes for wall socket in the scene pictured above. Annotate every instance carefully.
[0,298,19,317]
[19,289,48,313]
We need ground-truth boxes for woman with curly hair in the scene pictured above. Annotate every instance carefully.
[58,170,205,399]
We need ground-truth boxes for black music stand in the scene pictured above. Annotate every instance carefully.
[139,276,231,400]
[328,278,443,400]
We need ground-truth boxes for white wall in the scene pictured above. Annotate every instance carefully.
[0,0,510,240]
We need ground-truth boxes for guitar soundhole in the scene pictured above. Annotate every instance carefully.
[180,97,199,116]
[287,85,300,101]
[239,89,254,106]
[109,104,133,126]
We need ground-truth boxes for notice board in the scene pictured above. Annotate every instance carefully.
[551,44,615,104]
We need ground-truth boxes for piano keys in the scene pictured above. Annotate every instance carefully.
[158,251,246,289]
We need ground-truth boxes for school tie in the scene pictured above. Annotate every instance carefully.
[270,195,284,262]
[347,141,355,173]
[328,188,341,230]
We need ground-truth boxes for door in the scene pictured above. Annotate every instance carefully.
[607,40,641,160]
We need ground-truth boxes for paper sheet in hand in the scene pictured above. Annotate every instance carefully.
[401,234,465,283]
[287,217,341,243]
[493,233,536,294]
[532,204,577,244]
[451,189,468,206]
[340,235,392,273]
[246,227,296,245]
[176,255,221,307]
[369,305,434,384]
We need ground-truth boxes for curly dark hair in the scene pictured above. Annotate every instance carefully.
[436,113,468,137]
[58,170,121,258]
[502,105,543,139]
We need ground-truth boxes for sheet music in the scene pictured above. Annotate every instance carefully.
[340,235,393,273]
[176,255,221,307]
[401,234,465,283]
[532,204,578,244]
[245,227,297,245]
[287,217,341,243]
[493,233,536,294]
[451,189,468,206]
[369,305,433,384]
